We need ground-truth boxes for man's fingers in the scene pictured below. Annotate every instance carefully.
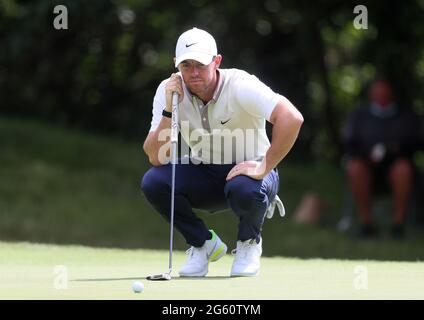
[170,73,179,81]
[177,87,183,97]
[170,73,183,86]
[226,167,237,180]
[168,74,183,98]
[226,161,265,181]
[226,170,239,181]
[226,165,245,181]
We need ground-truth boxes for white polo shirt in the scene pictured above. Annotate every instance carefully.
[149,68,282,164]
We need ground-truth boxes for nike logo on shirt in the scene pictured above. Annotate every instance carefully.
[220,119,231,125]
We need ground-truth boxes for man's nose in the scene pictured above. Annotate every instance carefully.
[191,66,200,76]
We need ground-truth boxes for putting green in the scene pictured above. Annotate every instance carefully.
[1,241,423,299]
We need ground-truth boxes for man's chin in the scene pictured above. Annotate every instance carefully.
[187,84,206,96]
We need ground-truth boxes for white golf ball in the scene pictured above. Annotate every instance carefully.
[132,281,144,293]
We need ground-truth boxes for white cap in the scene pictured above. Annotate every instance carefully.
[175,27,217,67]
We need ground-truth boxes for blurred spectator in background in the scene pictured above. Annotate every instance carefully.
[343,78,422,239]
[293,192,324,224]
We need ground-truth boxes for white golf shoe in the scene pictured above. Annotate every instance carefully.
[179,230,227,277]
[230,237,262,277]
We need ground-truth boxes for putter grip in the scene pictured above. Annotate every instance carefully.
[171,92,179,143]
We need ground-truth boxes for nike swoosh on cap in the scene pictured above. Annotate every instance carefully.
[185,42,198,47]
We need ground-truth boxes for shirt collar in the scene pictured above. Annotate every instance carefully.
[210,69,225,103]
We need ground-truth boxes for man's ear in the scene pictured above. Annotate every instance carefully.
[214,54,222,68]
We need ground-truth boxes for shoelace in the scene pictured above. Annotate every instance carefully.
[185,247,204,260]
[231,240,256,260]
[265,194,285,219]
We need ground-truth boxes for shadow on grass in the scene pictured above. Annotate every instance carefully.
[72,275,233,282]
[171,276,233,280]
[73,277,143,282]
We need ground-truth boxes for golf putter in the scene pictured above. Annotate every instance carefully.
[147,92,179,281]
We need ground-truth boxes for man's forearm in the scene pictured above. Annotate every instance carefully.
[262,100,304,174]
[143,116,172,166]
[264,117,302,173]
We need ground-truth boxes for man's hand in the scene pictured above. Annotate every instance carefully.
[226,160,268,181]
[369,143,386,164]
[165,73,184,111]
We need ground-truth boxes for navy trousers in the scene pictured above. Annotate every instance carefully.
[141,159,279,247]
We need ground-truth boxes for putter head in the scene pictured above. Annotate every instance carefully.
[146,273,171,281]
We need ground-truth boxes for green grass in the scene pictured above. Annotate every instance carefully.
[1,241,423,300]
[1,116,424,261]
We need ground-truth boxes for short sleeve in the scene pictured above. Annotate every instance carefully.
[149,80,167,132]
[233,74,281,121]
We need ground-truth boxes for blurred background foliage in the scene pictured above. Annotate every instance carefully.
[1,0,424,258]
[2,0,423,162]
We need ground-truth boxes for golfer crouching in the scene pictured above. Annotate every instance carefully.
[142,27,303,277]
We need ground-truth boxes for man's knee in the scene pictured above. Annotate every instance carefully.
[225,176,265,213]
[346,158,369,177]
[390,158,414,181]
[141,167,169,198]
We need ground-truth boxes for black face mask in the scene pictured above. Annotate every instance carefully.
[370,103,397,118]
